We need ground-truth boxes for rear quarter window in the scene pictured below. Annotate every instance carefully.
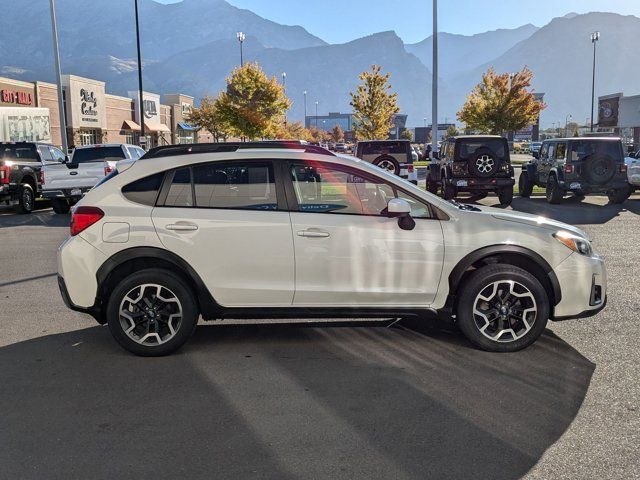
[121,172,165,206]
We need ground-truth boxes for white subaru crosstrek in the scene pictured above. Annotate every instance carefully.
[57,142,607,356]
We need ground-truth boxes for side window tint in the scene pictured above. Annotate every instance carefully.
[165,168,193,207]
[122,172,164,206]
[37,145,53,161]
[192,162,277,210]
[290,163,433,218]
[126,146,139,159]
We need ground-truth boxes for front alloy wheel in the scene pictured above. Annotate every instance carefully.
[456,264,549,352]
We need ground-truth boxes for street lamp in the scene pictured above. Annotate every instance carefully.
[315,101,319,128]
[48,0,68,152]
[281,72,287,126]
[134,0,145,147]
[590,31,600,132]
[303,90,307,126]
[432,0,438,156]
[236,31,245,67]
[565,114,572,137]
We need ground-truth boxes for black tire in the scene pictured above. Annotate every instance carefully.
[583,154,616,185]
[518,171,533,198]
[372,155,400,175]
[574,190,586,200]
[498,187,514,206]
[456,264,549,352]
[468,147,501,178]
[607,187,630,205]
[545,174,564,204]
[51,198,71,214]
[16,184,34,214]
[427,178,439,195]
[106,268,199,356]
[443,182,457,201]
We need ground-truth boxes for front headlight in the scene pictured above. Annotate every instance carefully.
[553,230,593,256]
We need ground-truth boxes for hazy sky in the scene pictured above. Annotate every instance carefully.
[156,0,640,43]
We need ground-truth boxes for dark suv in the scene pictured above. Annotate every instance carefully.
[519,137,629,204]
[427,135,514,206]
[0,142,68,213]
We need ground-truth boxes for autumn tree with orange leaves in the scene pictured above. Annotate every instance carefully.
[457,67,545,135]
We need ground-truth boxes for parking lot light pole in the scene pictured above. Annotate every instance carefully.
[315,101,318,128]
[431,0,438,157]
[134,0,145,147]
[590,31,600,132]
[565,114,572,137]
[48,0,68,153]
[303,90,307,126]
[236,31,245,67]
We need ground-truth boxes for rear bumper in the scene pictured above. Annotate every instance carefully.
[42,187,91,199]
[558,178,629,193]
[445,176,515,190]
[400,164,418,184]
[58,275,102,322]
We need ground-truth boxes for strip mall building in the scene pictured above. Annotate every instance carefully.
[0,74,204,149]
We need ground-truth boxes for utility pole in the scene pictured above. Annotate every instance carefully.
[303,90,307,126]
[134,0,145,147]
[315,101,318,128]
[590,31,600,132]
[431,0,438,157]
[49,0,68,152]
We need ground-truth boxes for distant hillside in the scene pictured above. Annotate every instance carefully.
[405,24,539,77]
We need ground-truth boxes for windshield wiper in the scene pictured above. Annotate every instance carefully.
[448,199,481,212]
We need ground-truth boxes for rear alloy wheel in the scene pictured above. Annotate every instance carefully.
[17,184,35,214]
[373,156,400,175]
[107,269,198,356]
[518,171,533,198]
[607,186,631,205]
[546,175,564,204]
[456,264,549,352]
[497,187,514,206]
[51,198,71,214]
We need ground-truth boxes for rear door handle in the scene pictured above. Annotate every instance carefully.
[297,229,330,238]
[166,223,198,232]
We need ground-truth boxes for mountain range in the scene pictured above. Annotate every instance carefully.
[1,0,639,127]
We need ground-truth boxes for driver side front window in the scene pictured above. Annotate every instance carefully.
[290,163,433,218]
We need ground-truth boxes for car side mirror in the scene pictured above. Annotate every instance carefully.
[64,155,70,163]
[387,198,415,231]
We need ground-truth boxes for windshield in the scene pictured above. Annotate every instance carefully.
[0,145,37,160]
[72,147,126,163]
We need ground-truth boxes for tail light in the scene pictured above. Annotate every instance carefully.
[70,206,104,236]
[39,169,45,185]
[452,162,467,175]
[564,164,574,174]
[407,165,414,173]
[104,164,113,176]
[0,166,10,184]
[620,164,628,173]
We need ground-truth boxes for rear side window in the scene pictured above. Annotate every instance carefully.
[121,172,164,206]
[72,147,126,163]
[192,162,277,210]
[38,145,53,161]
[165,168,193,207]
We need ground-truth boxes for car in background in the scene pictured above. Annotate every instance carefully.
[355,139,417,184]
[625,155,640,193]
[42,143,145,214]
[57,141,607,356]
[334,143,347,153]
[426,135,515,206]
[520,137,630,204]
[0,141,67,213]
[530,142,542,156]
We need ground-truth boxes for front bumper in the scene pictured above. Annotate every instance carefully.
[551,252,607,320]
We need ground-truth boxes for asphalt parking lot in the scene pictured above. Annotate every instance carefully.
[1,194,639,480]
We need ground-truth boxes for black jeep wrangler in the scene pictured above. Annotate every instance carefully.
[427,135,515,206]
[519,137,630,204]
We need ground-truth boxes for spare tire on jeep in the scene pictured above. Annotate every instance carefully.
[583,153,616,185]
[468,147,502,178]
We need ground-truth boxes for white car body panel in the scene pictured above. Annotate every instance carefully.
[625,157,640,186]
[43,161,106,191]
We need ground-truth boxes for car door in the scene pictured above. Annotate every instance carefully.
[537,142,551,184]
[151,159,295,307]
[285,160,445,307]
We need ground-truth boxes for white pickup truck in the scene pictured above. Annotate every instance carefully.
[42,143,145,213]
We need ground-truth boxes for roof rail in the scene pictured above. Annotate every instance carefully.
[143,141,335,159]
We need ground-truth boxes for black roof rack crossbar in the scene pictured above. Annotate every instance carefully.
[143,141,335,159]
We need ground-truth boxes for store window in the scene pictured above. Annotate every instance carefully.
[78,129,100,146]
[125,131,139,146]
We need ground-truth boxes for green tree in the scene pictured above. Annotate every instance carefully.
[330,124,345,143]
[350,65,400,140]
[457,67,545,135]
[445,125,459,138]
[186,95,229,142]
[400,128,413,141]
[214,62,291,140]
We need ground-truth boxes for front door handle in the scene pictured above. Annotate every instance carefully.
[166,223,198,231]
[297,229,330,238]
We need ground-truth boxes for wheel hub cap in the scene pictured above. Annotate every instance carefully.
[476,155,494,173]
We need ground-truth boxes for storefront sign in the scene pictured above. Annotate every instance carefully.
[62,75,106,129]
[181,102,192,115]
[599,96,620,128]
[0,107,51,142]
[130,91,161,125]
[1,89,33,106]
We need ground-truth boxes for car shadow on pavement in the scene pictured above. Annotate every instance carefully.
[0,209,68,228]
[509,196,623,225]
[0,322,594,480]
